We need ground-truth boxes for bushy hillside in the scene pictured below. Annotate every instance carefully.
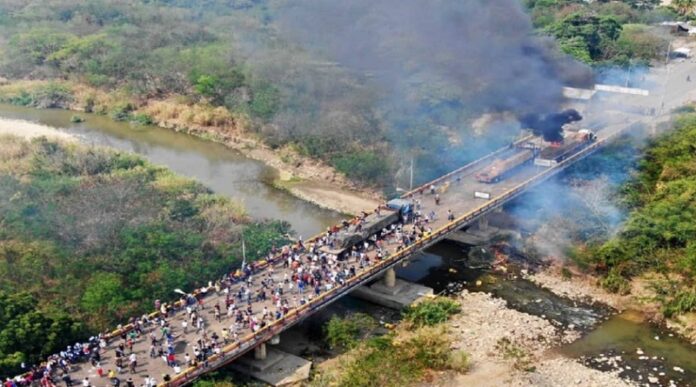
[574,113,696,316]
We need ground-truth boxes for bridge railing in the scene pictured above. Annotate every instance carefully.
[401,135,534,198]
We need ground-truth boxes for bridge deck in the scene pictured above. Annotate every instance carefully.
[37,120,633,387]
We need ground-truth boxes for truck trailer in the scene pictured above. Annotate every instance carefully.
[321,199,412,255]
[475,149,536,183]
[534,129,596,167]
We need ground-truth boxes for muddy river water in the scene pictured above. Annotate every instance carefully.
[2,105,696,386]
[0,104,343,237]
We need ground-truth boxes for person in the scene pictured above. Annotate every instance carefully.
[81,378,90,387]
[434,194,440,205]
[125,378,134,387]
[447,209,454,221]
[143,376,156,387]
[129,353,137,374]
[61,374,72,387]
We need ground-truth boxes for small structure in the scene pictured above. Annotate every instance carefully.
[671,47,691,59]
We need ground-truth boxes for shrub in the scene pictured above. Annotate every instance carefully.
[131,113,154,126]
[337,325,466,387]
[663,290,696,318]
[600,268,630,294]
[496,337,536,372]
[403,297,461,328]
[448,350,471,372]
[110,102,134,121]
[561,266,573,280]
[70,115,84,123]
[332,150,390,184]
[324,313,377,350]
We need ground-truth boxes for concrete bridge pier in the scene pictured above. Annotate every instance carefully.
[383,267,396,288]
[234,339,312,386]
[351,266,433,309]
[477,216,489,231]
[254,343,267,360]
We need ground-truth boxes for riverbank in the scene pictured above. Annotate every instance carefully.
[0,117,76,142]
[0,80,384,216]
[528,259,696,347]
[313,289,631,386]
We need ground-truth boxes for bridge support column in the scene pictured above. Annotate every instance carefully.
[254,343,267,360]
[270,335,280,345]
[478,216,489,231]
[384,268,396,288]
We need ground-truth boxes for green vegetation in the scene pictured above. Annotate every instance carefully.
[0,291,84,376]
[495,337,536,372]
[0,135,289,375]
[330,326,468,387]
[324,313,377,350]
[69,114,84,123]
[311,299,465,386]
[402,297,461,328]
[525,0,674,66]
[573,113,696,316]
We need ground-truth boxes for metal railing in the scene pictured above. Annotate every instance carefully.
[401,135,534,198]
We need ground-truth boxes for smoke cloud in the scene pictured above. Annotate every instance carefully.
[520,109,583,142]
[276,0,590,118]
[268,0,593,183]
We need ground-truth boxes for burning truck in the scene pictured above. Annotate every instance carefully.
[533,129,596,167]
[475,109,596,184]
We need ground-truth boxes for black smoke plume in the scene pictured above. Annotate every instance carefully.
[267,0,592,182]
[520,109,583,143]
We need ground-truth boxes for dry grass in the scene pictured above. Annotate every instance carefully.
[0,80,52,99]
[0,135,32,173]
[143,99,247,136]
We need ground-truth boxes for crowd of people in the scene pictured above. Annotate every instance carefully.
[6,185,454,387]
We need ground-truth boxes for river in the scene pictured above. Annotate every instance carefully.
[0,104,343,237]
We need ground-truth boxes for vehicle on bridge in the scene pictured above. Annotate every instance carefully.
[475,149,537,183]
[321,198,413,255]
[534,129,596,167]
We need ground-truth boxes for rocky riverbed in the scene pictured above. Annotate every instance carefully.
[439,290,632,386]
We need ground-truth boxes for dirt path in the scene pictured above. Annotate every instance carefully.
[279,180,382,216]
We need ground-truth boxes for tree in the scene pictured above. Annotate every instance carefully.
[81,272,128,329]
[0,291,83,376]
[547,13,623,62]
[672,0,696,16]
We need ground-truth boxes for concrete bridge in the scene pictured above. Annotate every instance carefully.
[38,114,646,387]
